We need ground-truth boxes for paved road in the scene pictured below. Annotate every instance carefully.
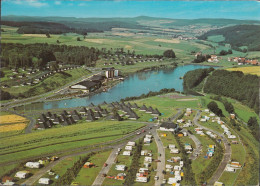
[181,129,202,160]
[193,111,231,185]
[153,129,165,186]
[168,109,183,121]
[92,148,118,186]
[22,126,155,185]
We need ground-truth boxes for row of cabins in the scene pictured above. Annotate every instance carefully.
[5,66,80,88]
[166,144,184,185]
[228,57,259,65]
[136,135,154,183]
[36,101,161,129]
[36,105,113,129]
[103,58,163,66]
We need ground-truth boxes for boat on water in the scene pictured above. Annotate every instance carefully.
[179,76,183,79]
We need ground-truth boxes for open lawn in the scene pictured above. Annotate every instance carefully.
[226,66,260,76]
[36,153,90,185]
[72,150,112,185]
[0,121,144,164]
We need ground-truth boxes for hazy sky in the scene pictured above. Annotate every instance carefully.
[2,0,260,20]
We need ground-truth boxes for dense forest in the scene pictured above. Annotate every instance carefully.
[198,25,260,51]
[1,43,101,69]
[1,20,146,34]
[204,70,259,113]
[183,68,214,90]
[2,21,93,34]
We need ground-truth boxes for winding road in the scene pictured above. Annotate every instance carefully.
[193,110,232,185]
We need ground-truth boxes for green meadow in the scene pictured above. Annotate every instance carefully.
[0,121,144,166]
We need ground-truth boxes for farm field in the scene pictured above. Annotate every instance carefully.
[1,25,208,59]
[0,121,145,165]
[226,66,260,76]
[0,114,29,133]
[0,114,28,124]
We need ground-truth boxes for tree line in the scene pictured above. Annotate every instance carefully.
[56,152,94,185]
[175,134,196,185]
[121,88,176,102]
[124,139,143,185]
[1,43,101,69]
[2,21,95,34]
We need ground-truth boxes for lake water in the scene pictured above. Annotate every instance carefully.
[21,64,211,110]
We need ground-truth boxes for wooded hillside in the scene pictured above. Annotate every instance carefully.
[204,70,259,113]
[198,25,260,51]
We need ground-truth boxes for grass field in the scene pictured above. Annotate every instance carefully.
[207,35,225,42]
[1,25,209,60]
[226,66,260,76]
[72,150,112,185]
[0,121,144,164]
[37,153,90,185]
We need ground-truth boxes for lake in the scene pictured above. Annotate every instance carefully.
[21,64,211,110]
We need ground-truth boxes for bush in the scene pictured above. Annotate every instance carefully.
[163,49,176,58]
[207,101,223,117]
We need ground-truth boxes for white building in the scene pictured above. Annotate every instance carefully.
[144,138,151,143]
[25,162,40,169]
[38,178,50,185]
[144,156,152,163]
[139,168,148,173]
[122,151,131,156]
[115,165,126,171]
[170,149,179,154]
[136,177,147,183]
[15,171,30,179]
[127,141,136,146]
[125,146,133,151]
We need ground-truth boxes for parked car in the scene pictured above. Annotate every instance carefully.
[154,159,161,162]
[167,159,174,163]
[154,176,159,180]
